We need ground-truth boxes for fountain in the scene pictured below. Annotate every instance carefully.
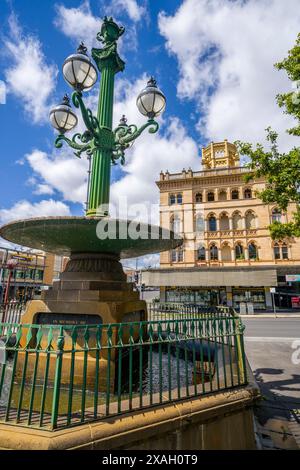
[0,17,182,390]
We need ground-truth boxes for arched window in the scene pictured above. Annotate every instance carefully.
[221,244,231,262]
[232,212,242,230]
[207,192,215,202]
[219,190,227,201]
[178,247,184,262]
[273,243,280,260]
[219,213,229,231]
[244,188,252,199]
[232,189,239,200]
[210,244,218,261]
[195,193,202,203]
[282,243,288,259]
[235,243,244,260]
[177,193,183,204]
[195,214,204,233]
[245,211,256,230]
[171,215,181,234]
[197,245,206,261]
[271,208,281,223]
[169,194,175,205]
[208,215,217,231]
[248,243,257,260]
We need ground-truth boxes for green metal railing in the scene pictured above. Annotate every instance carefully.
[0,315,247,431]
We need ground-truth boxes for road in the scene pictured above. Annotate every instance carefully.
[242,317,300,449]
[243,318,300,339]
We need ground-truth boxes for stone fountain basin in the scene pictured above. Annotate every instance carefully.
[0,216,182,258]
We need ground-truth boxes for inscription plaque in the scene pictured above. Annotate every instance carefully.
[35,312,102,326]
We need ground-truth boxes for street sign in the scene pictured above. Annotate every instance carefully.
[286,275,300,282]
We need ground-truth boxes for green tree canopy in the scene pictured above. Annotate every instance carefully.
[235,33,300,240]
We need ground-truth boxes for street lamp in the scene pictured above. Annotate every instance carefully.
[49,95,78,134]
[136,77,166,119]
[49,16,166,217]
[62,42,98,92]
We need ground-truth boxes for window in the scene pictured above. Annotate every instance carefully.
[207,192,215,202]
[221,244,231,262]
[232,189,239,199]
[210,244,218,261]
[219,190,227,201]
[16,270,25,279]
[274,243,280,260]
[232,212,242,230]
[195,193,202,203]
[282,243,288,259]
[244,188,252,199]
[235,243,244,260]
[248,243,257,260]
[171,247,184,263]
[169,194,175,205]
[208,215,217,231]
[197,245,206,261]
[274,242,289,260]
[271,208,281,223]
[219,213,229,230]
[177,193,182,204]
[245,211,256,230]
[171,215,181,234]
[195,214,204,233]
[25,269,35,280]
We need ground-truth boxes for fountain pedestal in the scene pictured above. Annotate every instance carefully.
[23,252,146,326]
[20,252,146,391]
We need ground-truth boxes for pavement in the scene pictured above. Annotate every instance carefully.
[243,317,300,450]
[240,308,300,319]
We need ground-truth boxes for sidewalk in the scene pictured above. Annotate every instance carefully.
[240,308,300,318]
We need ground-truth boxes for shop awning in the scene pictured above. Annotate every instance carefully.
[141,267,278,288]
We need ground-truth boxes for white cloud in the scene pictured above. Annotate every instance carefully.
[112,0,146,22]
[0,199,71,225]
[55,0,143,56]
[33,184,55,196]
[158,0,300,149]
[4,14,58,123]
[54,1,101,50]
[26,149,88,205]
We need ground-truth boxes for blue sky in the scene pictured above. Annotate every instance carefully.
[0,0,299,263]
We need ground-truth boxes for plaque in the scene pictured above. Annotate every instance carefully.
[35,312,102,326]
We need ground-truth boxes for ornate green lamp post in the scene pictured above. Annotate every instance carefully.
[50,16,166,217]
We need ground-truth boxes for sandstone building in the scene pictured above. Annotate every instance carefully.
[142,140,300,311]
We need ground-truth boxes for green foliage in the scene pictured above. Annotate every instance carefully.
[275,33,300,136]
[235,33,300,240]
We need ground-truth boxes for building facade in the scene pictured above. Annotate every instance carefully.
[0,247,67,302]
[142,140,300,311]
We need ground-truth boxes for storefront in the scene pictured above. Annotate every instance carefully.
[232,287,266,311]
[165,287,227,306]
[162,286,267,309]
[141,266,278,311]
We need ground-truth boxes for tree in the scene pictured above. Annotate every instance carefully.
[235,33,300,240]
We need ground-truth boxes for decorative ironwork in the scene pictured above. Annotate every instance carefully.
[0,308,247,430]
[53,17,160,216]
